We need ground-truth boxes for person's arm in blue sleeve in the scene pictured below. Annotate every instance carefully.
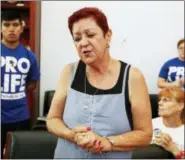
[27,54,40,92]
[157,62,181,88]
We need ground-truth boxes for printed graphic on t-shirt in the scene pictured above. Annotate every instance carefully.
[1,56,30,100]
[167,66,184,82]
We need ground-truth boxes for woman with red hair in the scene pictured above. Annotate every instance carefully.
[46,7,152,158]
[152,87,184,159]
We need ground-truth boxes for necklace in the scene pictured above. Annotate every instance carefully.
[83,60,113,109]
[84,72,99,109]
[84,60,111,109]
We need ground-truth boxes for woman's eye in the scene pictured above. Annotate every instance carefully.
[163,98,169,102]
[88,34,95,38]
[74,37,81,42]
[163,99,168,102]
[159,98,169,102]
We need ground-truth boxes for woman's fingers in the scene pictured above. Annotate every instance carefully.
[73,126,91,133]
[162,133,172,143]
[88,140,103,153]
[153,136,169,150]
[75,132,96,149]
[74,133,82,143]
[74,130,104,154]
[85,139,96,150]
[77,134,91,148]
[156,132,172,146]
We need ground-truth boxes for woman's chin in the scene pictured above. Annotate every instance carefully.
[83,57,96,64]
[158,111,171,118]
[158,111,165,117]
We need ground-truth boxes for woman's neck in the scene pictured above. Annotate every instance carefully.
[163,115,183,128]
[86,54,114,76]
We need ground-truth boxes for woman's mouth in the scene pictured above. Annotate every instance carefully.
[83,51,92,56]
[158,107,166,112]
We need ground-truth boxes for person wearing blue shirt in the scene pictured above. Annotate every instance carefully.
[157,39,184,89]
[1,10,40,158]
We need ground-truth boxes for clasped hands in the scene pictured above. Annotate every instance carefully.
[70,126,112,154]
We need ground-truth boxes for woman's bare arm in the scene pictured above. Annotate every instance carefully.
[46,64,75,142]
[105,67,153,151]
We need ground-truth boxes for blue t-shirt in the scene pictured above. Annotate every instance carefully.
[1,43,40,124]
[159,57,184,82]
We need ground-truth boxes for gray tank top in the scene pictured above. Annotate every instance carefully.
[54,62,133,159]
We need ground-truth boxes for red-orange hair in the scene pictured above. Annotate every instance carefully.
[158,87,184,103]
[68,7,109,36]
[158,87,184,123]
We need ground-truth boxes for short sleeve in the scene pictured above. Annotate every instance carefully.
[158,62,169,80]
[27,54,40,82]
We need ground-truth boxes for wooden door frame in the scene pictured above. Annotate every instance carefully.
[30,1,41,127]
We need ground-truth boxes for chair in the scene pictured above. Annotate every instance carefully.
[32,90,55,130]
[43,90,55,116]
[132,144,174,159]
[4,131,57,159]
[4,130,174,159]
[150,94,159,118]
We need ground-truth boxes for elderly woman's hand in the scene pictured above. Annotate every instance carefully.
[152,132,181,155]
[73,128,112,153]
[86,133,112,153]
[70,125,90,141]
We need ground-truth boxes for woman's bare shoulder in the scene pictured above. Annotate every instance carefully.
[59,61,79,77]
[129,66,144,81]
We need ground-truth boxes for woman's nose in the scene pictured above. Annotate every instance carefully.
[81,37,89,47]
[158,100,162,106]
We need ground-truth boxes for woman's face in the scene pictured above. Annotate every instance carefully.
[158,96,183,117]
[72,17,111,64]
[178,42,184,60]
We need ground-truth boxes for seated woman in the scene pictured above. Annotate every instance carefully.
[152,87,184,159]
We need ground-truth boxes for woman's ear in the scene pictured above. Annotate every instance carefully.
[105,29,112,44]
[178,102,184,112]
